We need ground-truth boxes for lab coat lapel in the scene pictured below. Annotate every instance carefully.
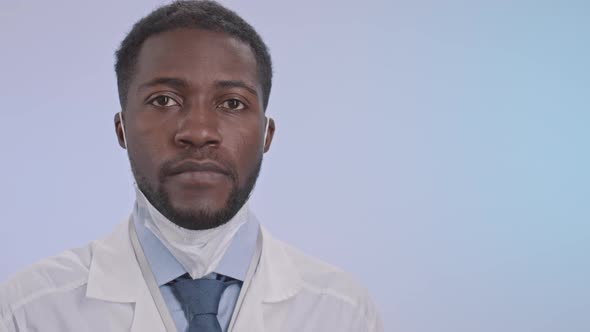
[86,219,140,302]
[231,226,303,331]
[130,290,167,332]
[257,227,303,303]
[231,283,265,332]
[86,217,166,332]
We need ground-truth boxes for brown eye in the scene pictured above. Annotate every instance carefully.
[149,95,179,107]
[220,99,245,111]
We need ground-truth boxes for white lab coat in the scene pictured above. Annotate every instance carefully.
[0,219,383,332]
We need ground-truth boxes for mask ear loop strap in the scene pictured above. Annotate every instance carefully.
[263,116,270,146]
[119,112,127,148]
[120,112,139,189]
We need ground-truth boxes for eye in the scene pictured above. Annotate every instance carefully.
[219,99,246,111]
[148,95,180,107]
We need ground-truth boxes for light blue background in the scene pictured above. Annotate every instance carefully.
[1,1,588,331]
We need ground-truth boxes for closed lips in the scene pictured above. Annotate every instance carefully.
[167,161,230,177]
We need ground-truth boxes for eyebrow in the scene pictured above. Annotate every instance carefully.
[138,77,189,92]
[137,77,258,96]
[215,80,258,96]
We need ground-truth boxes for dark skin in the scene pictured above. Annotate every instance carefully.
[114,28,275,230]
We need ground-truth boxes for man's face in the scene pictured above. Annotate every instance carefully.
[114,28,275,230]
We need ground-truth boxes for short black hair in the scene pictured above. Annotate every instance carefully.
[115,0,273,110]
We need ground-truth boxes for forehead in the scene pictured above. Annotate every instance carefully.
[132,28,260,92]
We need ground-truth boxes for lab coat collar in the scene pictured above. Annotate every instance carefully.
[85,217,304,331]
[257,226,303,303]
[86,217,167,331]
[86,217,141,303]
[228,226,303,332]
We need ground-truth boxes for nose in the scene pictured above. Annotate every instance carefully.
[173,103,222,149]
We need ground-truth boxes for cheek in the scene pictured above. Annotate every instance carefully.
[129,126,173,178]
[223,126,264,179]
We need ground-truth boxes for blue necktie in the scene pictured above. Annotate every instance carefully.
[170,274,231,332]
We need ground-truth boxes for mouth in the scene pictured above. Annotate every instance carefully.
[165,160,232,185]
[168,160,228,175]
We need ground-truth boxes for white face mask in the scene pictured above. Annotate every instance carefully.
[134,184,250,279]
[119,112,254,278]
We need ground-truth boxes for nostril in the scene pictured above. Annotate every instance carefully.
[172,109,222,148]
[174,126,222,149]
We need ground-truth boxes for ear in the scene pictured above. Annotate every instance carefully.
[114,112,126,149]
[263,117,275,153]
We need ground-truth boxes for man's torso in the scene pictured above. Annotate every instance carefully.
[0,220,382,332]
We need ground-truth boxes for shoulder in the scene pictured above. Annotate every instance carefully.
[283,242,365,299]
[266,232,383,330]
[0,243,94,323]
[280,239,375,304]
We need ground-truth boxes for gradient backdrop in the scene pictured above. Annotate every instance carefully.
[1,1,588,331]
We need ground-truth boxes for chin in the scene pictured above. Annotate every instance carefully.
[166,195,236,230]
[170,207,234,230]
[171,190,230,212]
